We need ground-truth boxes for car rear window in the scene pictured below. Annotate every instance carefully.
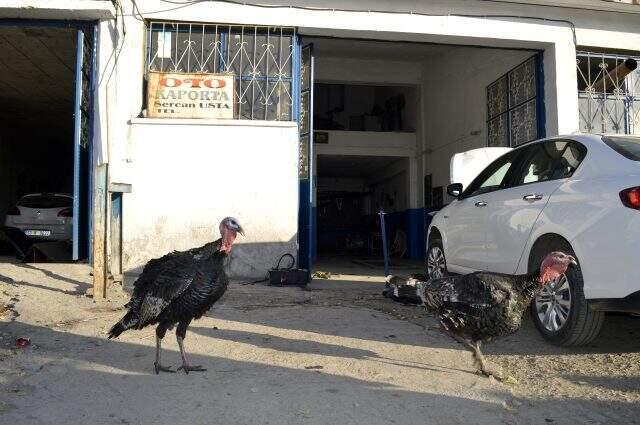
[602,136,640,161]
[18,195,73,209]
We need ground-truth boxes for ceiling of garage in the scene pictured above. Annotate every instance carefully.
[0,26,76,132]
[308,37,449,61]
[317,154,407,178]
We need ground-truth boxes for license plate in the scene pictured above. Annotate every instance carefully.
[24,230,51,237]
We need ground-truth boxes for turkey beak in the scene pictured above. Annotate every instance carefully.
[569,256,577,267]
[237,226,245,237]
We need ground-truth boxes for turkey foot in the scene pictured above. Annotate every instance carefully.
[471,342,503,381]
[177,335,206,374]
[154,362,176,374]
[177,364,207,374]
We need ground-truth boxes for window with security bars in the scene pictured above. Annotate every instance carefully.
[576,52,640,135]
[146,22,296,121]
[487,56,539,147]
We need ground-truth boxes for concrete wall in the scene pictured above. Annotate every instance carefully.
[124,119,299,279]
[421,48,536,192]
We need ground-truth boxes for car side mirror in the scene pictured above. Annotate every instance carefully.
[447,183,463,198]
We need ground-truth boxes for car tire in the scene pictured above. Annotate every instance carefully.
[529,242,604,346]
[426,240,447,279]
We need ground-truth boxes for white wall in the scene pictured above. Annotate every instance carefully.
[421,47,537,193]
[124,120,299,279]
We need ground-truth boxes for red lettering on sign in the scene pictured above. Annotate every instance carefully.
[160,78,182,88]
[203,79,226,89]
[184,78,204,88]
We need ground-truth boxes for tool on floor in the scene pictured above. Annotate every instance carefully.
[268,253,308,287]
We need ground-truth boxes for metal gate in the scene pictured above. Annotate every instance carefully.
[577,51,640,135]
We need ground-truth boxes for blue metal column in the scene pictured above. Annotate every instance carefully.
[297,41,314,278]
[72,29,85,261]
[535,51,546,139]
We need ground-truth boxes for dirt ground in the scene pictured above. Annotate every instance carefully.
[0,259,638,424]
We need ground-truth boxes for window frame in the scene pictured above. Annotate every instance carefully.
[486,54,542,148]
[576,51,640,135]
[509,140,588,189]
[145,21,297,122]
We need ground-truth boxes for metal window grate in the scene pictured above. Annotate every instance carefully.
[146,22,296,121]
[487,56,539,147]
[577,51,640,134]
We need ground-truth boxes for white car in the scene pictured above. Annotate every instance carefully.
[4,193,73,241]
[427,134,640,346]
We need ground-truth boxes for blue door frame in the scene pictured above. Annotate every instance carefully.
[296,41,314,275]
[72,25,97,261]
[0,19,97,261]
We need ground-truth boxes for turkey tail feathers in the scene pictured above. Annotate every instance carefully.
[108,312,138,339]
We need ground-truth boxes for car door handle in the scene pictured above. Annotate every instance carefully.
[523,193,544,201]
[475,201,487,207]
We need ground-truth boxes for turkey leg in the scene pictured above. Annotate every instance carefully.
[177,336,207,374]
[154,335,175,374]
[470,341,503,380]
[441,324,501,380]
[176,321,206,374]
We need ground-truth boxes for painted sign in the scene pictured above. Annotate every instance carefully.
[147,72,235,119]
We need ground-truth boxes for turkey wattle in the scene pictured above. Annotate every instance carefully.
[387,251,577,379]
[108,217,244,374]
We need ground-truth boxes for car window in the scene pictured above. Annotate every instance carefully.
[463,151,519,197]
[515,141,586,185]
[602,136,640,161]
[18,195,73,209]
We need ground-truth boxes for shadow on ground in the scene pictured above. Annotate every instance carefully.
[1,320,638,425]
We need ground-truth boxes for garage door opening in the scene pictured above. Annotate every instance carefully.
[0,24,92,263]
[301,36,543,279]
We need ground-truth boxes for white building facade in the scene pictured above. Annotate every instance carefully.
[1,0,639,290]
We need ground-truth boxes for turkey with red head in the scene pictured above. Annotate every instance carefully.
[108,217,244,374]
[387,251,577,379]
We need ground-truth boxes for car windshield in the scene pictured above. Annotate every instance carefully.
[602,136,640,161]
[18,194,73,209]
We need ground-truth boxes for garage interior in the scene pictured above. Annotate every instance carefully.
[307,36,540,274]
[0,25,79,261]
[316,154,410,261]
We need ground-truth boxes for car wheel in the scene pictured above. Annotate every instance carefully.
[426,240,447,279]
[530,244,604,346]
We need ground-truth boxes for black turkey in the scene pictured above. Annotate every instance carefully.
[108,217,244,374]
[387,251,576,379]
